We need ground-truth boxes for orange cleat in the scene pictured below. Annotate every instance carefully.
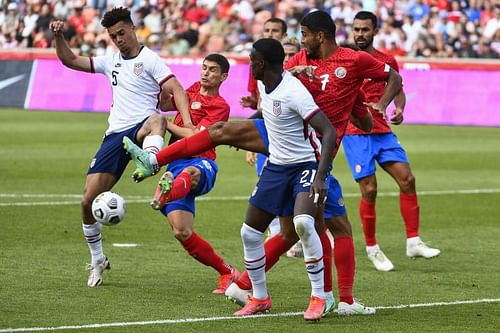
[213,268,240,294]
[233,295,272,316]
[151,171,174,210]
[304,295,326,322]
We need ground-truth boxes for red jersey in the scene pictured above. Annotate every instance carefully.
[346,49,399,135]
[247,70,258,95]
[285,47,390,157]
[169,81,230,160]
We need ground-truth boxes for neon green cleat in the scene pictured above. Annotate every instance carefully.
[151,171,174,210]
[122,136,158,182]
[322,292,336,317]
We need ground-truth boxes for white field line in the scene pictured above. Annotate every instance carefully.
[1,188,500,207]
[0,298,499,332]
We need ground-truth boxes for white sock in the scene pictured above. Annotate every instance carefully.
[268,217,280,236]
[406,236,421,248]
[142,135,163,153]
[294,214,325,299]
[366,244,380,255]
[241,223,267,299]
[82,223,105,266]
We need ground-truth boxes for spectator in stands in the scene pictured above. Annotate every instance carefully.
[54,0,73,20]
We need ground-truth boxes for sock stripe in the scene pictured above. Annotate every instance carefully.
[308,267,325,275]
[244,255,266,264]
[246,263,266,271]
[304,256,323,265]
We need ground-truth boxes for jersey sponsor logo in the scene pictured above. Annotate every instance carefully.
[335,66,347,79]
[114,63,122,68]
[134,62,144,75]
[272,100,282,116]
[191,101,202,109]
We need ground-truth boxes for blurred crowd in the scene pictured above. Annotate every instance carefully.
[0,0,499,59]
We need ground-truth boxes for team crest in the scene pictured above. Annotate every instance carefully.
[272,100,281,116]
[133,62,144,75]
[355,164,362,173]
[191,101,201,109]
[335,66,347,79]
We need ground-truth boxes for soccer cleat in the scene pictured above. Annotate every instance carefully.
[304,295,326,321]
[367,250,395,272]
[225,282,252,306]
[233,295,272,316]
[322,293,336,317]
[122,136,158,182]
[86,257,111,288]
[406,240,440,258]
[151,172,174,210]
[213,268,241,295]
[286,241,303,258]
[337,300,376,316]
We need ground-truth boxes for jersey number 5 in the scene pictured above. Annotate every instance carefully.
[111,70,119,86]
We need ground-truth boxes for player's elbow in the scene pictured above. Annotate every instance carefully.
[388,69,403,89]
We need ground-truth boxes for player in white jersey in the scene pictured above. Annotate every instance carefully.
[49,7,192,288]
[234,38,336,322]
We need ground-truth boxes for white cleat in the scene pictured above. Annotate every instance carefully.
[406,241,440,259]
[87,257,111,288]
[367,250,394,272]
[337,300,376,316]
[286,241,303,258]
[225,282,251,307]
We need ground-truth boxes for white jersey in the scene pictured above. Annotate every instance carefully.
[258,71,322,165]
[92,46,174,135]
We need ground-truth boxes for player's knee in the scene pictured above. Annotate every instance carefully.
[326,215,352,237]
[241,223,263,246]
[148,114,167,134]
[362,182,377,199]
[400,173,416,191]
[293,214,315,238]
[173,227,191,242]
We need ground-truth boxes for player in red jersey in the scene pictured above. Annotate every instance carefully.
[343,11,440,272]
[144,54,241,294]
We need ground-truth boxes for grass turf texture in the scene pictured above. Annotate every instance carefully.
[1,108,499,332]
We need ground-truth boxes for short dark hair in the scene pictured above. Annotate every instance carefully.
[101,7,133,28]
[204,53,230,74]
[253,38,285,65]
[300,11,336,38]
[264,17,287,34]
[354,11,378,29]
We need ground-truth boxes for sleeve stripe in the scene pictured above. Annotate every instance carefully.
[89,57,95,73]
[384,63,390,72]
[159,74,174,87]
[304,108,321,122]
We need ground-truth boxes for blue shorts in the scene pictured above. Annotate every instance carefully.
[255,154,268,176]
[249,161,327,217]
[161,158,218,216]
[88,119,147,179]
[324,175,347,218]
[343,133,409,181]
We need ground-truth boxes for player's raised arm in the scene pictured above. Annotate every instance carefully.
[161,78,194,129]
[50,20,92,72]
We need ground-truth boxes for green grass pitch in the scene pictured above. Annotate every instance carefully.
[1,108,499,332]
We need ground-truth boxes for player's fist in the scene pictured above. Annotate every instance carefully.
[246,151,257,166]
[49,20,64,35]
[390,108,404,125]
[240,95,258,109]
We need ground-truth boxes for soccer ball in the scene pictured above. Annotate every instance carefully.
[92,191,126,226]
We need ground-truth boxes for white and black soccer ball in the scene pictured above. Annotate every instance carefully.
[92,191,126,226]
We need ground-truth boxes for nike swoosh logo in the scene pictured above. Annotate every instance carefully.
[0,74,26,90]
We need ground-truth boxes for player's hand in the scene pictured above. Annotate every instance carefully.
[240,95,258,109]
[49,20,64,36]
[310,178,327,207]
[390,108,404,125]
[183,121,196,130]
[364,101,387,120]
[288,66,319,81]
[246,151,257,166]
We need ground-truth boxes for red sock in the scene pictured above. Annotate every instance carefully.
[167,172,192,201]
[360,199,377,246]
[181,232,231,275]
[320,228,332,293]
[400,193,419,238]
[236,234,290,290]
[156,130,214,166]
[334,236,355,304]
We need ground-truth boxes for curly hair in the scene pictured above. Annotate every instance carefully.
[101,7,133,28]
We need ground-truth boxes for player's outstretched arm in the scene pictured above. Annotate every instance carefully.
[49,20,92,72]
[162,78,194,129]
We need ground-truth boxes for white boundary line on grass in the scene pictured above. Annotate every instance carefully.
[1,188,500,207]
[0,298,499,332]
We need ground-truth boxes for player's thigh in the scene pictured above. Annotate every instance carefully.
[167,210,194,234]
[209,120,267,154]
[325,214,352,237]
[136,114,167,142]
[83,173,118,204]
[245,204,275,233]
[343,135,377,180]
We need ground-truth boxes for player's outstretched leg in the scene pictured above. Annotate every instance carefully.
[151,171,174,210]
[122,137,159,182]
